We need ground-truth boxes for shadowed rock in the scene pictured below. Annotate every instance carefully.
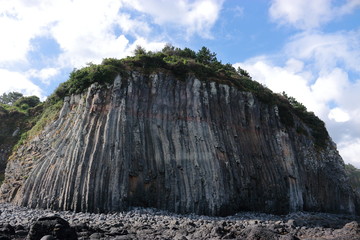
[26,215,77,240]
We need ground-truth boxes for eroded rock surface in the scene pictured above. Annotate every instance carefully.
[0,72,358,215]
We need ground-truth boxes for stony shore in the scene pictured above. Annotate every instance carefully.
[0,203,359,239]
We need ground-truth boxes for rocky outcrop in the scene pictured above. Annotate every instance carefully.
[0,71,358,216]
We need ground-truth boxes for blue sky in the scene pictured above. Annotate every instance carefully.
[1,0,360,167]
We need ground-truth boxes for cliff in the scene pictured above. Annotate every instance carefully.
[0,67,358,216]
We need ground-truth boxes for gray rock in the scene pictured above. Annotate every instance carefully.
[174,235,188,240]
[285,219,296,228]
[240,226,278,240]
[342,221,360,233]
[40,235,55,240]
[89,232,103,239]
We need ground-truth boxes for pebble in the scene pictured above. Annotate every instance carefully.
[0,203,358,239]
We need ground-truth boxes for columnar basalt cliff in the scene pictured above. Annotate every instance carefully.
[0,70,358,216]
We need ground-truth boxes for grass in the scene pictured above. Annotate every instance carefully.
[12,101,63,151]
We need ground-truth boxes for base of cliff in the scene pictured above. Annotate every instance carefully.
[0,203,359,240]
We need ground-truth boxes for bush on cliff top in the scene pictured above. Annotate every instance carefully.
[49,45,242,101]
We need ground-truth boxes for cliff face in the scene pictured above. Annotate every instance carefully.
[0,72,358,216]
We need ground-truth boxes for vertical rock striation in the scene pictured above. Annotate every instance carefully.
[0,72,358,216]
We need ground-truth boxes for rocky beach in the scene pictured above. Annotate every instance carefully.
[0,203,359,239]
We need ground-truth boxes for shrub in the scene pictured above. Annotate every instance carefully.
[281,92,329,148]
[196,46,218,65]
[237,67,251,79]
[134,45,147,56]
[14,96,40,109]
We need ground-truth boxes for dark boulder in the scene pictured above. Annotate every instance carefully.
[26,215,77,240]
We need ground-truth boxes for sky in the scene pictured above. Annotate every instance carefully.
[1,0,360,167]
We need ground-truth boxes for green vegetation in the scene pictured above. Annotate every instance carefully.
[14,95,40,111]
[12,100,62,151]
[0,92,41,114]
[0,92,43,158]
[0,91,23,105]
[9,45,329,150]
[49,62,123,103]
[47,44,244,101]
[280,92,329,148]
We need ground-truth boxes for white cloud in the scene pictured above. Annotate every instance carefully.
[269,0,360,30]
[0,1,42,64]
[285,31,360,73]
[337,80,360,126]
[269,0,332,29]
[27,67,59,85]
[1,0,219,69]
[311,68,349,103]
[48,0,133,67]
[121,0,224,38]
[128,38,166,54]
[328,108,350,123]
[338,138,360,168]
[116,13,152,38]
[0,69,43,97]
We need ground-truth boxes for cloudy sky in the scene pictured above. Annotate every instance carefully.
[1,0,360,167]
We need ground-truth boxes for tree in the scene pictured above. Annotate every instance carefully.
[237,67,251,79]
[134,45,147,56]
[162,43,176,55]
[179,47,196,59]
[0,91,23,105]
[196,46,217,65]
[282,92,307,112]
[14,96,41,110]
